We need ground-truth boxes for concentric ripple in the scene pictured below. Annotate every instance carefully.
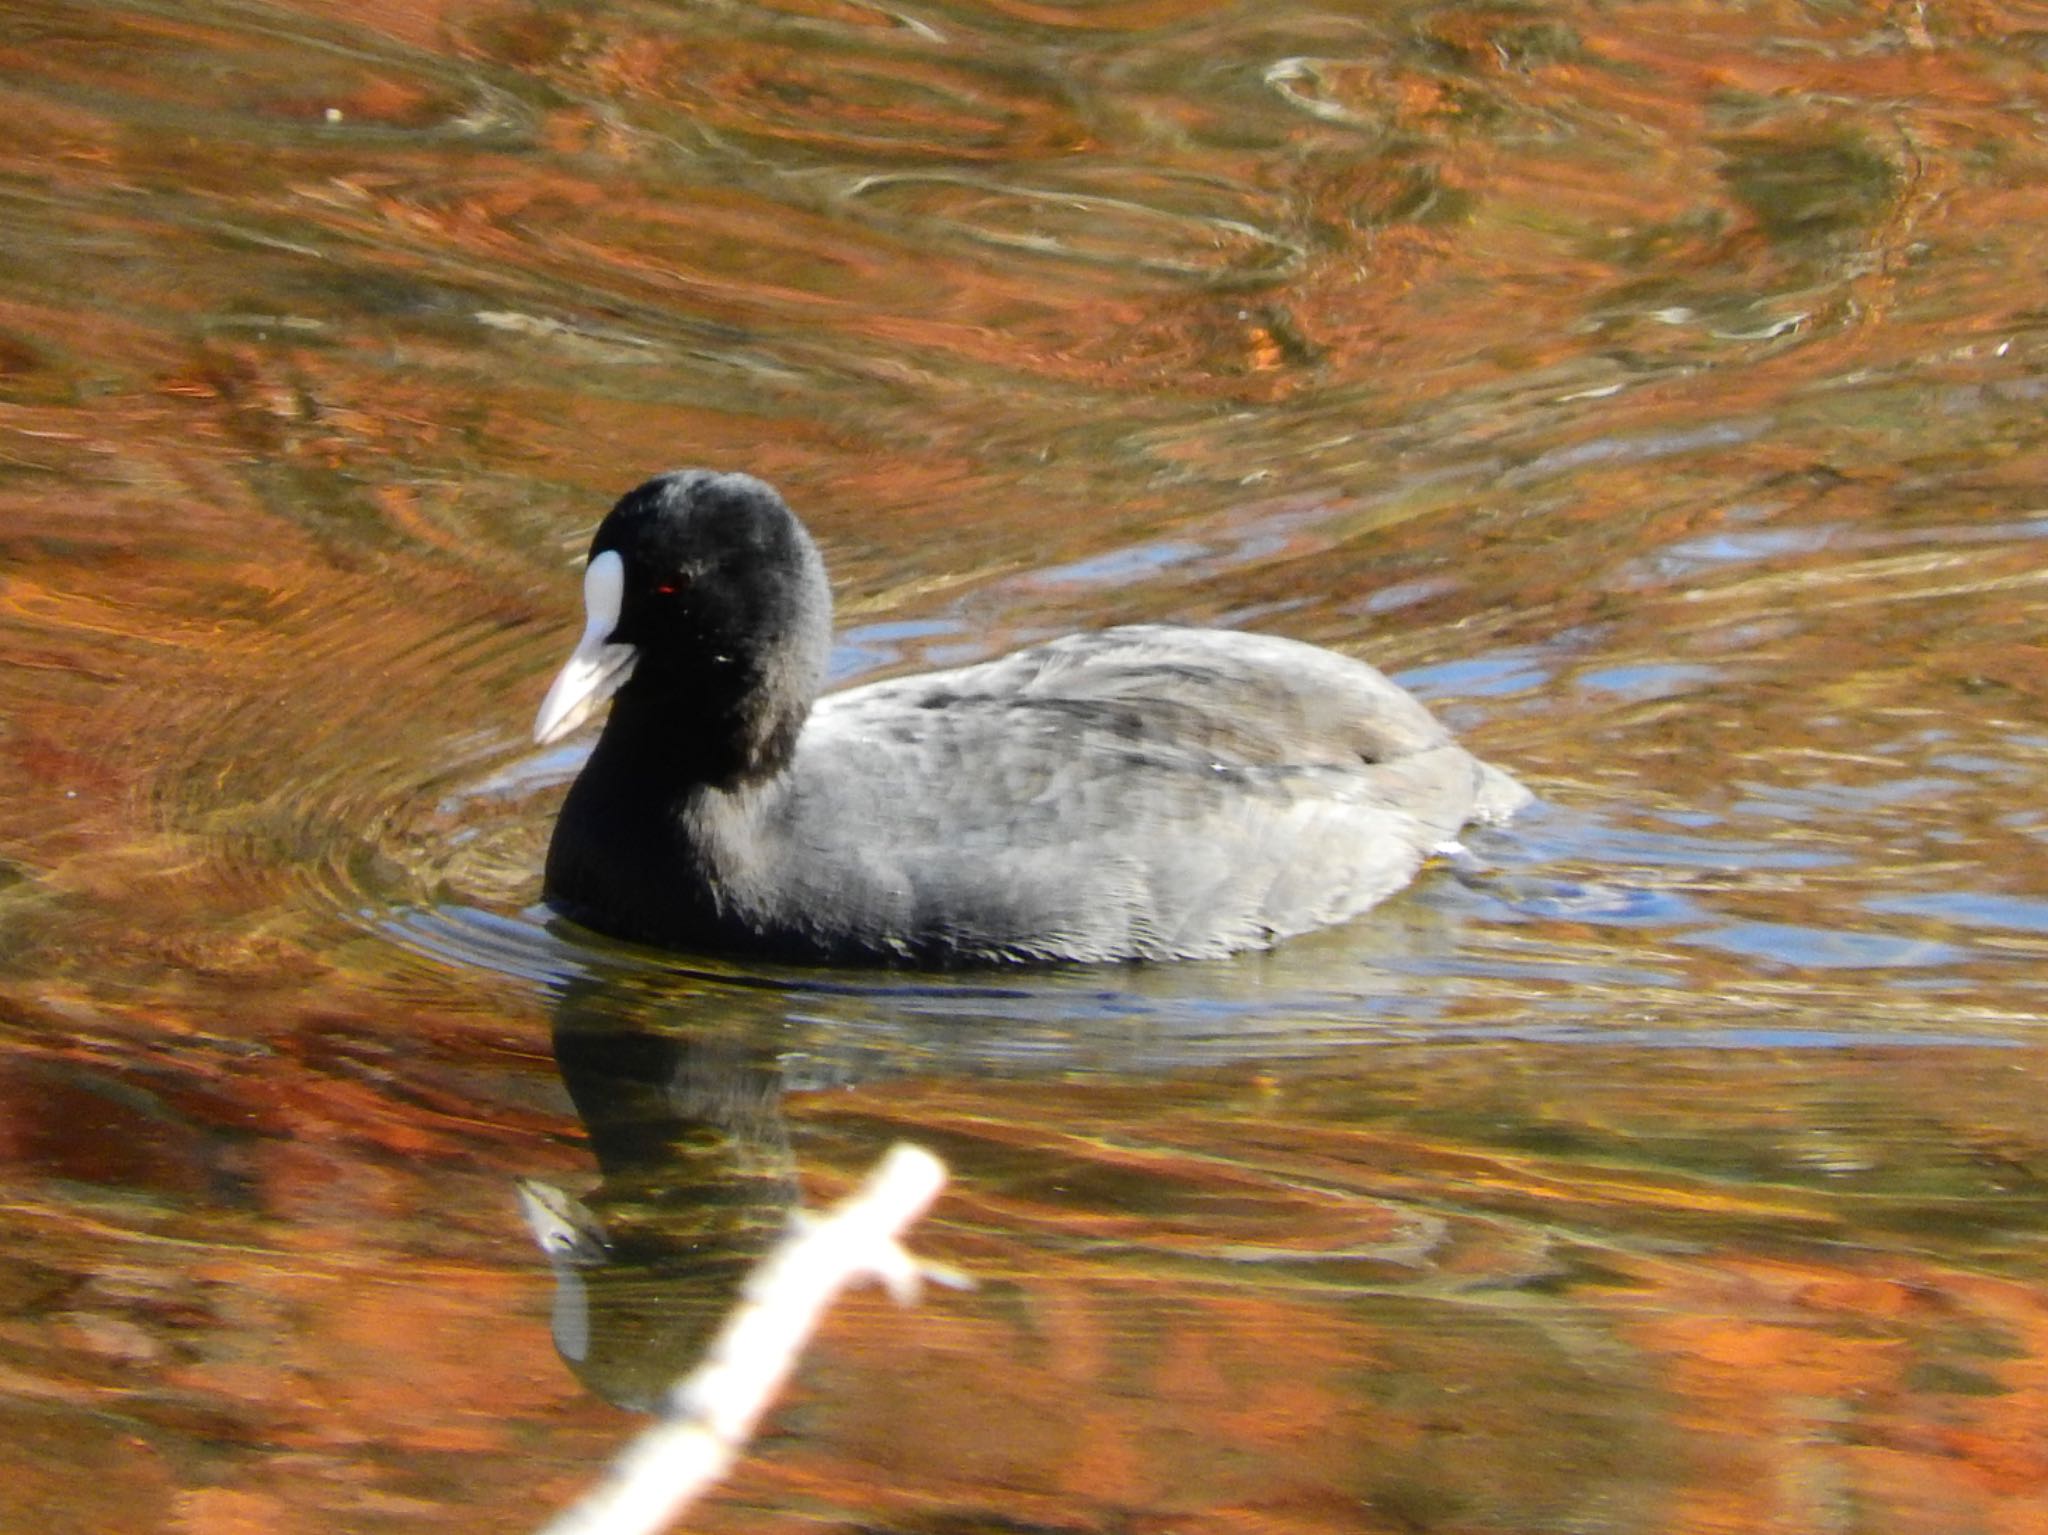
[121,489,2041,1080]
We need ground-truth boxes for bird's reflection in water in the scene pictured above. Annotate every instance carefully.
[509,867,1527,1411]
[518,980,801,1411]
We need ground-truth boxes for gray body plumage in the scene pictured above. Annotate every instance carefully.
[561,625,1527,964]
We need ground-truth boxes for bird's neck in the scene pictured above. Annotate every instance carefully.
[601,673,804,792]
[541,637,826,950]
[543,690,795,938]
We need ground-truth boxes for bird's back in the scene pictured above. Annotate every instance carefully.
[728,626,1527,963]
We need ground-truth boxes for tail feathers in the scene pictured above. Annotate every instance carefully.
[1471,759,1534,825]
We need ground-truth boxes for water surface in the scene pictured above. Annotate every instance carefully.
[3,1,2047,1531]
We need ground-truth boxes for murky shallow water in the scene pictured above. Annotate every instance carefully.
[3,1,2047,1530]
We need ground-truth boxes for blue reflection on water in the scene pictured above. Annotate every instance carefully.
[1866,891,2048,934]
[1025,540,1208,587]
[1632,524,1839,583]
[1575,662,1722,699]
[1679,921,1971,970]
[830,617,966,680]
[1729,775,1968,822]
[1398,650,1551,699]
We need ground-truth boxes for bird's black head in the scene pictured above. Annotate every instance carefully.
[591,471,828,683]
[535,470,832,785]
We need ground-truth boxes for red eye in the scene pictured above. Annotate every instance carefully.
[654,575,689,597]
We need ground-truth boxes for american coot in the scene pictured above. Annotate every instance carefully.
[534,470,1530,965]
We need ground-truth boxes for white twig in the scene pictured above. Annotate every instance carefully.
[536,1142,965,1535]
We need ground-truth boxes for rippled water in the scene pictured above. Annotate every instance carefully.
[3,1,2047,1531]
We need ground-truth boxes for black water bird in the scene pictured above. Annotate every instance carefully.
[534,470,1529,964]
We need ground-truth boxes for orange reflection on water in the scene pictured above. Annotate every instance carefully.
[2,0,2047,1530]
